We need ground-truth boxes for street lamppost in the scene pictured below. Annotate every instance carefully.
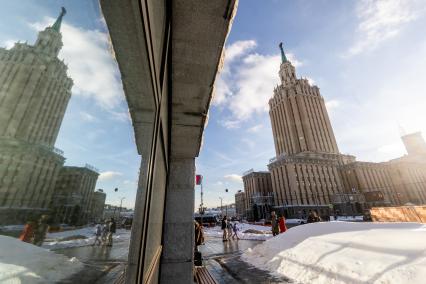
[118,197,126,220]
[219,197,223,217]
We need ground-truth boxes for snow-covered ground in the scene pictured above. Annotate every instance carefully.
[204,223,273,241]
[334,216,364,221]
[43,227,131,250]
[242,222,426,284]
[0,235,83,283]
[0,225,24,232]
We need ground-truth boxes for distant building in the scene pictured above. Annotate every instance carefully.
[0,8,72,224]
[103,204,130,220]
[241,170,274,221]
[242,42,426,219]
[89,189,106,223]
[235,191,245,218]
[51,165,99,225]
[401,132,426,156]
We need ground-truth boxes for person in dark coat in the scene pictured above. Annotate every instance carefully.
[307,211,321,223]
[221,216,228,241]
[33,215,50,246]
[271,211,279,236]
[93,224,102,246]
[194,221,204,246]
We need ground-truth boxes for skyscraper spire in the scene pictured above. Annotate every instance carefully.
[279,42,288,63]
[52,7,66,32]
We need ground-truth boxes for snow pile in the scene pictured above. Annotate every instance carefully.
[335,216,364,221]
[204,223,272,241]
[242,222,426,284]
[43,227,130,250]
[0,235,83,283]
[0,225,24,232]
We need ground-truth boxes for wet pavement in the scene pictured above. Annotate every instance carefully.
[199,237,291,283]
[54,234,130,283]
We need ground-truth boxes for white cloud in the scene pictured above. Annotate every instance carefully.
[305,76,316,86]
[80,111,96,122]
[378,142,405,156]
[220,119,241,129]
[224,174,242,183]
[123,180,137,187]
[214,40,304,128]
[247,124,263,133]
[241,138,255,149]
[224,53,281,121]
[29,18,124,109]
[325,100,340,111]
[346,0,425,56]
[2,39,17,49]
[225,40,257,63]
[286,53,303,68]
[99,171,123,181]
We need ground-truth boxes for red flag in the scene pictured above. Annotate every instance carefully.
[196,174,203,185]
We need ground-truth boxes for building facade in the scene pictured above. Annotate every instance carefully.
[0,8,72,224]
[235,190,245,218]
[267,44,353,218]
[100,0,237,282]
[51,165,99,225]
[241,43,426,220]
[89,189,107,223]
[241,170,274,221]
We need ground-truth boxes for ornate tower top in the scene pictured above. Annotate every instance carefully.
[52,7,67,32]
[278,42,296,86]
[34,7,67,57]
[279,42,288,63]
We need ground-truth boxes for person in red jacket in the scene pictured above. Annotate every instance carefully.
[19,221,36,243]
[278,215,287,233]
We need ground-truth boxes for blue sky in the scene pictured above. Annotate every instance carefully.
[2,1,426,209]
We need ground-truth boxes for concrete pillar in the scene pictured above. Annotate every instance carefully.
[160,158,195,283]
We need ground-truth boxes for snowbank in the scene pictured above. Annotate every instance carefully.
[0,235,83,283]
[204,223,272,241]
[242,222,426,284]
[43,227,130,250]
[0,225,24,232]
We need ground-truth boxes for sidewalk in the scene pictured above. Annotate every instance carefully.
[199,237,291,283]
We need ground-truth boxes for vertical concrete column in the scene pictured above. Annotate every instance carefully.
[160,157,195,283]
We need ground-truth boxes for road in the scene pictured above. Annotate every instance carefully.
[199,237,291,283]
[54,230,130,283]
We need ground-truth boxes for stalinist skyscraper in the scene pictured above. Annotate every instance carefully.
[267,43,354,217]
[0,8,73,224]
[239,42,426,220]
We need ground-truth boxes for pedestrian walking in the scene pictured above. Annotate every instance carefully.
[106,218,116,246]
[278,215,287,233]
[227,221,233,240]
[221,216,228,242]
[307,211,321,223]
[19,220,36,243]
[101,221,108,245]
[231,222,240,240]
[33,215,50,246]
[194,220,204,266]
[271,211,279,236]
[93,224,102,246]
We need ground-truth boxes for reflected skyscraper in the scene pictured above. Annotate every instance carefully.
[0,8,73,224]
